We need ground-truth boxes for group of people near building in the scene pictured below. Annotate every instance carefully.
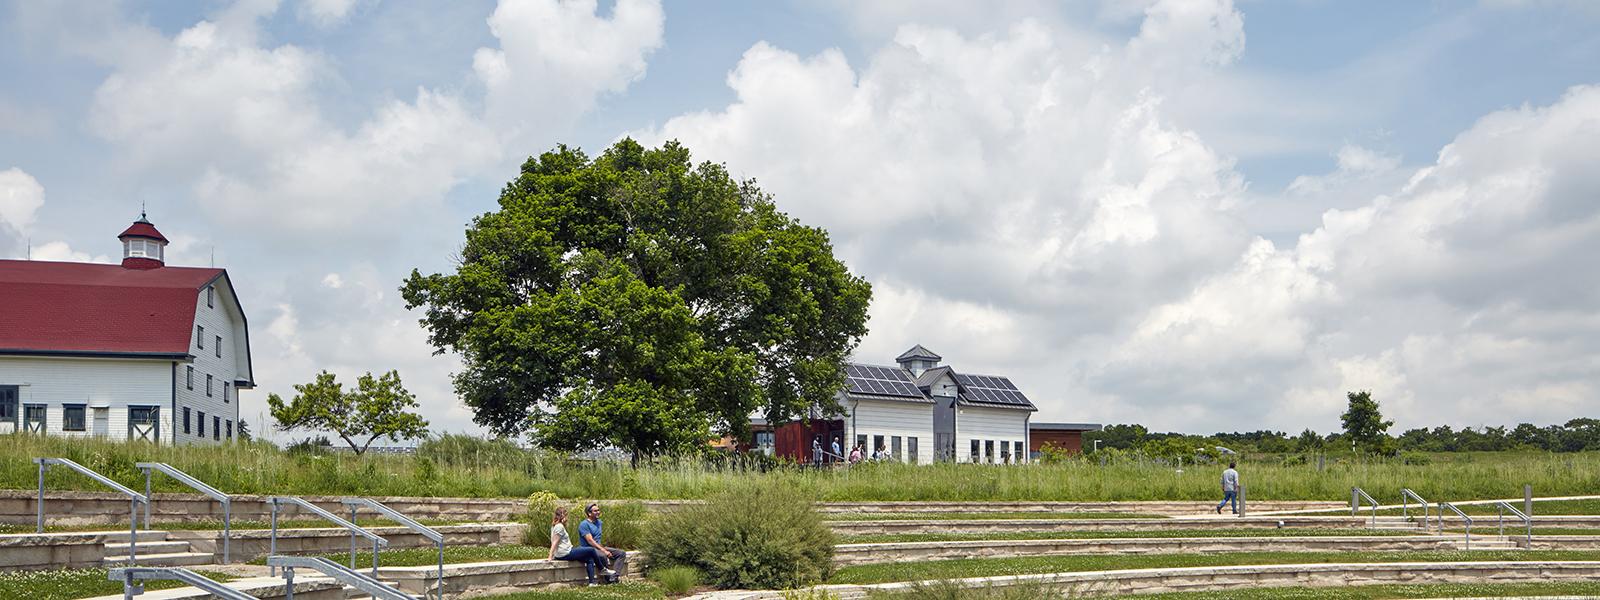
[546,503,628,586]
[813,436,897,466]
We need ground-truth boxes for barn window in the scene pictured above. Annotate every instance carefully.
[196,326,204,349]
[215,336,221,358]
[183,407,191,434]
[64,404,86,432]
[206,374,213,397]
[207,286,214,308]
[186,366,194,390]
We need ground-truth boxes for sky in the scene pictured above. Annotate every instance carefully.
[2,0,1599,443]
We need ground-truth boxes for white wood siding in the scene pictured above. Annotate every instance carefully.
[843,397,935,465]
[179,279,243,446]
[0,357,170,440]
[957,405,1030,464]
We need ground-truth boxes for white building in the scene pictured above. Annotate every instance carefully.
[828,345,1037,464]
[0,215,254,444]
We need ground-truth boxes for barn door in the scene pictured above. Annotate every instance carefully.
[128,406,160,443]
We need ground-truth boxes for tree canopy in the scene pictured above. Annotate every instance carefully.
[401,139,872,455]
[266,370,429,454]
[1340,390,1395,455]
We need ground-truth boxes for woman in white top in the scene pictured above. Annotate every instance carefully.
[548,506,613,585]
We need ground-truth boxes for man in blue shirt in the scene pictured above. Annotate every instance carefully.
[578,503,627,582]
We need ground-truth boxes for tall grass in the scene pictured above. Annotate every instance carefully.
[2,435,1596,502]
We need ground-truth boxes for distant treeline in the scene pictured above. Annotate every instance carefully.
[1083,418,1600,455]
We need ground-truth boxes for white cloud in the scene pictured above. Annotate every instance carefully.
[297,0,366,27]
[0,168,45,231]
[474,0,664,138]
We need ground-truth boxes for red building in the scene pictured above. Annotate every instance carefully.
[1028,422,1102,458]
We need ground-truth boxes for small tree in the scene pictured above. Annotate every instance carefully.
[267,370,430,454]
[237,419,253,442]
[1340,390,1394,455]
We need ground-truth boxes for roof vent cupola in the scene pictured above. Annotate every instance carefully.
[118,211,169,270]
[895,344,942,376]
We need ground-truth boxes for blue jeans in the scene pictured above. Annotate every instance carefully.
[556,546,605,583]
[1217,490,1237,513]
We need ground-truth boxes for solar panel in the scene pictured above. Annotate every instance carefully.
[954,373,1034,408]
[845,364,925,399]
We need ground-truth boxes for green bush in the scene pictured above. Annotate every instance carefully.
[643,483,834,590]
[521,491,562,546]
[649,565,700,595]
[597,501,649,549]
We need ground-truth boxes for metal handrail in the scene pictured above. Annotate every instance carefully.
[1401,488,1429,525]
[268,555,417,600]
[343,497,445,600]
[35,458,148,564]
[136,462,233,563]
[1351,487,1379,529]
[110,566,255,600]
[1496,501,1532,545]
[1440,502,1473,549]
[269,497,388,576]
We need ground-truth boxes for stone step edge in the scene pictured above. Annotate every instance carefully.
[80,575,344,600]
[687,561,1600,600]
[835,534,1513,550]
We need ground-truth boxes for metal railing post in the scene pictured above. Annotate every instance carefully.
[283,565,295,600]
[223,500,231,564]
[143,469,152,530]
[129,497,138,564]
[350,506,359,569]
[437,540,445,600]
[36,462,45,533]
[1350,487,1357,516]
[270,500,279,577]
[372,537,380,577]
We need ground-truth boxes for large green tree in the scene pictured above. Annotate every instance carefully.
[401,139,872,455]
[1340,390,1394,454]
[267,370,430,454]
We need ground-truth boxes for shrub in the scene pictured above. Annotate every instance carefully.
[520,491,563,546]
[644,483,834,590]
[597,501,649,549]
[649,565,700,595]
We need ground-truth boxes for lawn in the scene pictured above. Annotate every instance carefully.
[0,568,235,600]
[0,517,471,535]
[862,580,1600,599]
[5,435,1598,502]
[836,528,1430,544]
[829,549,1600,585]
[247,545,550,567]
[825,511,1164,521]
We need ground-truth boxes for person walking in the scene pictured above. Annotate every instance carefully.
[812,438,823,467]
[1216,462,1240,514]
[578,503,628,582]
[831,437,842,464]
[547,507,613,586]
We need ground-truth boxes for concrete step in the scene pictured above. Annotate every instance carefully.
[91,530,172,543]
[103,551,215,567]
[105,540,193,555]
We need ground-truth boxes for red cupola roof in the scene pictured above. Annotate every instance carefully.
[118,216,169,243]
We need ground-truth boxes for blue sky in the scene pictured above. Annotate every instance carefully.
[3,0,1598,441]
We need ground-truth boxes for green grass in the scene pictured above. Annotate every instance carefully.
[476,581,665,599]
[1126,580,1600,599]
[0,517,470,535]
[1354,497,1600,517]
[836,528,1431,544]
[826,512,1164,521]
[829,550,1600,585]
[0,568,235,600]
[864,580,1600,599]
[5,435,1600,502]
[248,545,552,567]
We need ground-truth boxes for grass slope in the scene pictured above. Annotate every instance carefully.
[830,549,1600,585]
[5,435,1599,502]
[0,568,235,600]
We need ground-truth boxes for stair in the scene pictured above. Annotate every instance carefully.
[103,551,216,567]
[100,530,217,567]
[1366,517,1425,531]
[1443,536,1523,551]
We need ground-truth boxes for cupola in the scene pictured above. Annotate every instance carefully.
[895,344,943,376]
[118,212,169,270]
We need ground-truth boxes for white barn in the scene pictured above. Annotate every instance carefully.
[828,345,1037,464]
[0,215,254,445]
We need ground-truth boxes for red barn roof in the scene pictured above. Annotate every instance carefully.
[118,219,169,243]
[0,260,224,357]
